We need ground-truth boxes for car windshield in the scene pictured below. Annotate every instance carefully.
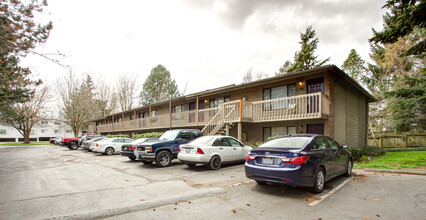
[159,130,180,141]
[259,137,311,149]
[91,137,103,142]
[132,138,148,144]
[188,136,214,145]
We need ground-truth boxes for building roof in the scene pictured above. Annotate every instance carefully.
[92,65,375,121]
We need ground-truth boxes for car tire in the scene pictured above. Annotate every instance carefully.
[88,149,92,152]
[142,161,153,165]
[129,156,136,161]
[105,147,115,155]
[186,163,196,168]
[156,151,172,167]
[311,167,325,194]
[208,156,221,170]
[255,181,267,186]
[344,159,353,177]
[69,143,78,150]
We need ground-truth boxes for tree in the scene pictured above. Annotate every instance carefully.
[116,75,137,111]
[0,0,52,106]
[370,0,425,57]
[57,71,92,137]
[0,85,49,143]
[341,49,368,84]
[93,79,118,118]
[139,65,179,106]
[277,26,330,74]
[242,68,253,83]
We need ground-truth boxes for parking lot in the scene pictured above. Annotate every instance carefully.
[0,144,425,219]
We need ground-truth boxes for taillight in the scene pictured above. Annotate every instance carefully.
[178,147,181,152]
[85,142,88,145]
[280,156,310,165]
[246,155,256,161]
[129,146,135,150]
[196,148,204,154]
[96,144,99,147]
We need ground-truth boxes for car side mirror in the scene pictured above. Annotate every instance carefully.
[176,138,182,142]
[342,145,348,149]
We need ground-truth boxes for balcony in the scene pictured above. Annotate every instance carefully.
[96,92,328,133]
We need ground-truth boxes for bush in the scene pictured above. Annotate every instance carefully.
[348,148,364,161]
[106,134,129,138]
[385,147,426,152]
[363,146,386,157]
[134,132,164,139]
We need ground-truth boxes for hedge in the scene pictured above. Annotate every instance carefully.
[134,132,164,139]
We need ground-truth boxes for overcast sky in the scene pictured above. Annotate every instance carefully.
[23,0,386,99]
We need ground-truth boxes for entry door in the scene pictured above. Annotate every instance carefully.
[307,124,324,135]
[306,78,324,113]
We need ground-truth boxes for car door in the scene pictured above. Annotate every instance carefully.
[227,137,245,161]
[113,139,123,152]
[212,137,233,162]
[325,137,348,175]
[313,137,337,178]
[172,131,192,156]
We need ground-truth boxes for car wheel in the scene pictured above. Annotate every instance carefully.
[142,161,153,165]
[311,167,325,193]
[129,156,136,161]
[186,163,196,168]
[208,156,221,170]
[156,151,172,167]
[69,143,78,150]
[88,149,92,152]
[255,181,267,186]
[344,159,353,177]
[105,147,115,155]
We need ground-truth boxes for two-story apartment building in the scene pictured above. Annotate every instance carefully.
[91,65,375,147]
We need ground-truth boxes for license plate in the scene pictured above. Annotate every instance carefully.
[186,149,190,153]
[124,147,127,151]
[262,157,274,165]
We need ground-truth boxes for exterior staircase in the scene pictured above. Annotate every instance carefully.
[201,100,239,136]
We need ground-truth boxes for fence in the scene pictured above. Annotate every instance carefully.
[367,134,426,148]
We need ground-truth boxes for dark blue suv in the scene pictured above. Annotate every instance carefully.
[135,129,202,167]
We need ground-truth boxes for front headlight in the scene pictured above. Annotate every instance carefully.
[146,146,152,152]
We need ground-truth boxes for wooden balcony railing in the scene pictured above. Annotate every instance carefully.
[96,93,328,133]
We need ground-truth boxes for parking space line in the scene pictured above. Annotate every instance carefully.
[309,177,353,206]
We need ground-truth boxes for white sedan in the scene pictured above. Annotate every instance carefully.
[93,138,134,155]
[178,136,252,170]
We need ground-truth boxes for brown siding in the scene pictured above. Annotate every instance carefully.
[334,82,346,145]
[346,86,360,148]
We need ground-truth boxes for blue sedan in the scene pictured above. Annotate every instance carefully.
[245,134,352,193]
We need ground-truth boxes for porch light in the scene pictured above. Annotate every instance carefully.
[298,81,303,86]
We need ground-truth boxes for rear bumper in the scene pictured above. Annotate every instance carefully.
[120,151,135,158]
[244,163,315,187]
[178,154,210,163]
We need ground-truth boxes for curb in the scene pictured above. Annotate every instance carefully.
[361,168,426,176]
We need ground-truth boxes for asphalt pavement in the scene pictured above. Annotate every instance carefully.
[0,144,425,220]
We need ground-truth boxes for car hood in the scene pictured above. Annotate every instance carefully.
[137,139,174,146]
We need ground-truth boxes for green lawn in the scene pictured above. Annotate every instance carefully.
[0,142,50,146]
[354,151,426,170]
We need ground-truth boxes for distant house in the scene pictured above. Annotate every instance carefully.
[0,119,75,142]
[91,65,375,148]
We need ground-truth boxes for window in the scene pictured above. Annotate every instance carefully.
[228,138,243,147]
[312,137,329,150]
[41,121,48,125]
[151,110,158,116]
[54,122,61,125]
[41,129,46,133]
[325,137,341,149]
[130,114,134,120]
[263,126,297,141]
[66,130,72,133]
[263,84,297,110]
[213,138,231,146]
[172,104,185,120]
[54,130,60,134]
[178,131,191,140]
[209,96,230,108]
[0,129,6,134]
[30,130,34,135]
[259,136,311,149]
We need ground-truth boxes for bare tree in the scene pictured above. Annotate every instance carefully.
[0,86,50,143]
[243,68,253,83]
[255,71,268,80]
[94,79,118,118]
[57,71,90,137]
[116,75,137,111]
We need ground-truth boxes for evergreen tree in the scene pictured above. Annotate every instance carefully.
[139,65,179,106]
[278,26,330,74]
[370,0,425,57]
[341,49,368,84]
[0,0,52,106]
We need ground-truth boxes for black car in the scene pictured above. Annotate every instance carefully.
[120,138,158,160]
[245,134,352,193]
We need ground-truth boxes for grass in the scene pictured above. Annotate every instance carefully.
[0,142,50,146]
[354,151,426,170]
